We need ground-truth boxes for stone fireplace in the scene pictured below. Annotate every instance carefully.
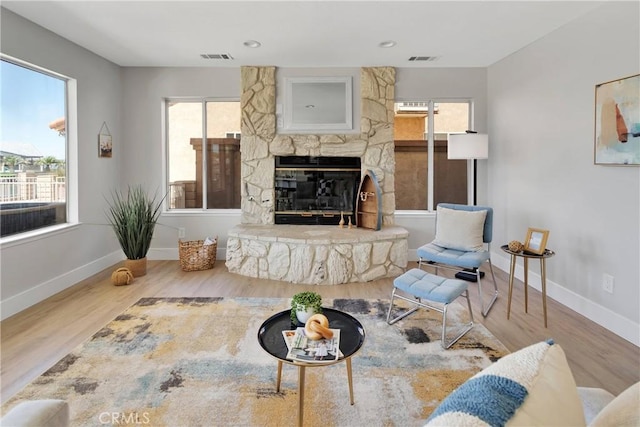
[225,66,408,284]
[237,66,397,224]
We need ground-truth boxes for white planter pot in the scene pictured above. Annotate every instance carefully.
[295,306,316,324]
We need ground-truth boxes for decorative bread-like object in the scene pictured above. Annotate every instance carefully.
[111,267,134,286]
[304,314,334,340]
[508,240,524,253]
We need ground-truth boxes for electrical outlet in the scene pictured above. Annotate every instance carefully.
[178,227,186,238]
[602,273,614,294]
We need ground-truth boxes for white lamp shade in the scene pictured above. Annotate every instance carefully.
[448,133,489,159]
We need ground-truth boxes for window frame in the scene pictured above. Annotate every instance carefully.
[0,54,77,244]
[163,97,242,214]
[394,98,475,215]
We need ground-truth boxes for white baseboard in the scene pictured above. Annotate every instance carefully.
[491,250,639,347]
[1,251,123,321]
[409,248,639,347]
[1,248,228,321]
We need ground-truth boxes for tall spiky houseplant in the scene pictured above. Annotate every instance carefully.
[106,185,164,277]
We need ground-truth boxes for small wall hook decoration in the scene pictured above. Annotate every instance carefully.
[98,121,113,158]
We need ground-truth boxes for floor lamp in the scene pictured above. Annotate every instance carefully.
[448,131,490,281]
[447,132,489,206]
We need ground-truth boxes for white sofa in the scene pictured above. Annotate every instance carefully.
[0,400,68,427]
[579,384,639,426]
[425,340,639,426]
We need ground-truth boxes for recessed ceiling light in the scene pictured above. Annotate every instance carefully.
[379,40,397,48]
[243,40,261,48]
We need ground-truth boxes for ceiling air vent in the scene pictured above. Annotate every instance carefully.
[200,53,234,60]
[408,56,438,62]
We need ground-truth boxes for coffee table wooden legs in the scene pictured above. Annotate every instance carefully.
[276,361,283,392]
[346,358,354,405]
[276,359,355,427]
[297,366,305,427]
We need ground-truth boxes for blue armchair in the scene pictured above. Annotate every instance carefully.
[416,203,498,317]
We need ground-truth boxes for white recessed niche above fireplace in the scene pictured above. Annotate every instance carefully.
[282,76,353,132]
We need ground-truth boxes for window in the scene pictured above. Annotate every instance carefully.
[0,57,68,237]
[394,101,471,211]
[166,99,241,209]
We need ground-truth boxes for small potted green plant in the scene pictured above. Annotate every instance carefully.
[290,291,323,324]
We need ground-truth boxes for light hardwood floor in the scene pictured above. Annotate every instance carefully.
[2,260,638,405]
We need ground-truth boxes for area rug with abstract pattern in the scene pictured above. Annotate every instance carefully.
[2,297,509,426]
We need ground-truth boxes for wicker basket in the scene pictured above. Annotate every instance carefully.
[178,238,217,271]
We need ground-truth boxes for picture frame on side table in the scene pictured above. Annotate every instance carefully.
[594,73,640,165]
[524,228,549,255]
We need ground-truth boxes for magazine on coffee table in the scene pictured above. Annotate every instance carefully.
[282,327,341,363]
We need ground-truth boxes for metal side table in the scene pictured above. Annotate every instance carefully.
[501,245,556,327]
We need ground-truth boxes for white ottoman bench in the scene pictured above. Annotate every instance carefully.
[386,268,474,349]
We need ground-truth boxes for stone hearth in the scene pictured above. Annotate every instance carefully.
[226,225,408,285]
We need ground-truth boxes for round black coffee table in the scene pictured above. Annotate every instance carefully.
[257,308,365,427]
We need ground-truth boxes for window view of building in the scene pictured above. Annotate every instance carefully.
[168,99,468,212]
[0,58,67,237]
[394,101,470,210]
[166,100,241,210]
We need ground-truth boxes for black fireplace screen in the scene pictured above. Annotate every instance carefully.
[274,156,361,225]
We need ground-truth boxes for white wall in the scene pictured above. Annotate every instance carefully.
[0,9,124,319]
[488,1,640,345]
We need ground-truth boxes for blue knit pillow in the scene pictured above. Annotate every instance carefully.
[426,340,586,426]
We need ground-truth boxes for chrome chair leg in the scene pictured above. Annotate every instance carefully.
[418,258,436,274]
[386,288,420,325]
[466,288,475,324]
[441,290,474,349]
[478,259,498,317]
[476,268,485,316]
[387,287,474,349]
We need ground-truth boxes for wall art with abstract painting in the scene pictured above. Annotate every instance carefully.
[594,74,640,165]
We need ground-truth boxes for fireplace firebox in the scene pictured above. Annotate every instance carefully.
[274,156,361,225]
